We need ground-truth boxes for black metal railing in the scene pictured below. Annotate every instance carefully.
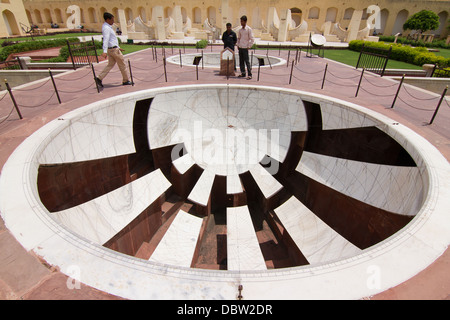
[0,57,23,70]
[356,43,392,77]
[431,65,450,78]
[66,38,99,70]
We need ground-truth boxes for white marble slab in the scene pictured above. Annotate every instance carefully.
[52,169,171,245]
[249,163,283,199]
[147,87,308,175]
[296,151,424,216]
[187,169,215,206]
[227,174,244,194]
[227,206,267,271]
[172,153,195,174]
[274,196,361,265]
[149,210,203,268]
[38,100,136,164]
[320,101,377,130]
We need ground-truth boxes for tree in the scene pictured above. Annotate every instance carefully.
[403,10,440,35]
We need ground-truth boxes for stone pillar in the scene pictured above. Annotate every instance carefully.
[152,6,166,40]
[278,9,291,42]
[346,10,363,42]
[221,0,229,34]
[173,5,183,33]
[118,9,128,36]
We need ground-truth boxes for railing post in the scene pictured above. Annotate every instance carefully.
[4,79,23,119]
[321,63,328,89]
[66,40,76,70]
[289,60,294,84]
[90,63,100,93]
[92,37,99,63]
[391,74,405,109]
[163,54,168,82]
[356,43,364,70]
[128,60,134,86]
[355,68,365,97]
[257,63,261,82]
[429,85,448,125]
[179,49,183,68]
[48,69,61,103]
[267,53,272,69]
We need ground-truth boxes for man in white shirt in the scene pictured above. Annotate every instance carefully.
[95,12,132,87]
[236,15,254,80]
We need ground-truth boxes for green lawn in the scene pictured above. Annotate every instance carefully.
[323,49,422,70]
[432,48,450,59]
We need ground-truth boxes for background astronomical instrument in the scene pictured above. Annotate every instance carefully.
[307,34,326,58]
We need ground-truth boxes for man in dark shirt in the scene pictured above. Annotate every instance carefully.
[222,23,237,51]
[222,23,237,71]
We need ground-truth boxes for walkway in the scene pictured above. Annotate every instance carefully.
[0,45,449,299]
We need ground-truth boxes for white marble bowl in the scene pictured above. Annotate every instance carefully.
[1,84,449,299]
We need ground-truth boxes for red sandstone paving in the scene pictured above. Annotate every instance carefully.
[0,46,449,299]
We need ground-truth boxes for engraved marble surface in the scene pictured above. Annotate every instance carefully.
[148,87,308,176]
[52,169,171,245]
[149,210,203,268]
[296,151,424,216]
[1,85,449,300]
[187,168,216,206]
[227,206,267,271]
[249,163,283,199]
[38,99,136,164]
[274,196,362,265]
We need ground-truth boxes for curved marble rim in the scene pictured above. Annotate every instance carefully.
[165,52,287,69]
[1,84,449,300]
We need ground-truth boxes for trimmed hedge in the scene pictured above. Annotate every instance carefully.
[195,39,208,49]
[349,40,450,67]
[0,37,80,61]
[378,35,450,49]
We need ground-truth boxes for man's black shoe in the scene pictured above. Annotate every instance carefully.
[122,81,133,86]
[95,77,103,87]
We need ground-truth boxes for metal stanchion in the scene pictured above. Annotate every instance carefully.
[48,69,61,104]
[391,74,405,109]
[355,68,365,97]
[429,85,448,125]
[179,49,183,68]
[321,63,328,89]
[90,63,100,93]
[289,60,294,84]
[128,60,134,86]
[4,79,23,119]
[287,50,291,68]
[163,54,168,82]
